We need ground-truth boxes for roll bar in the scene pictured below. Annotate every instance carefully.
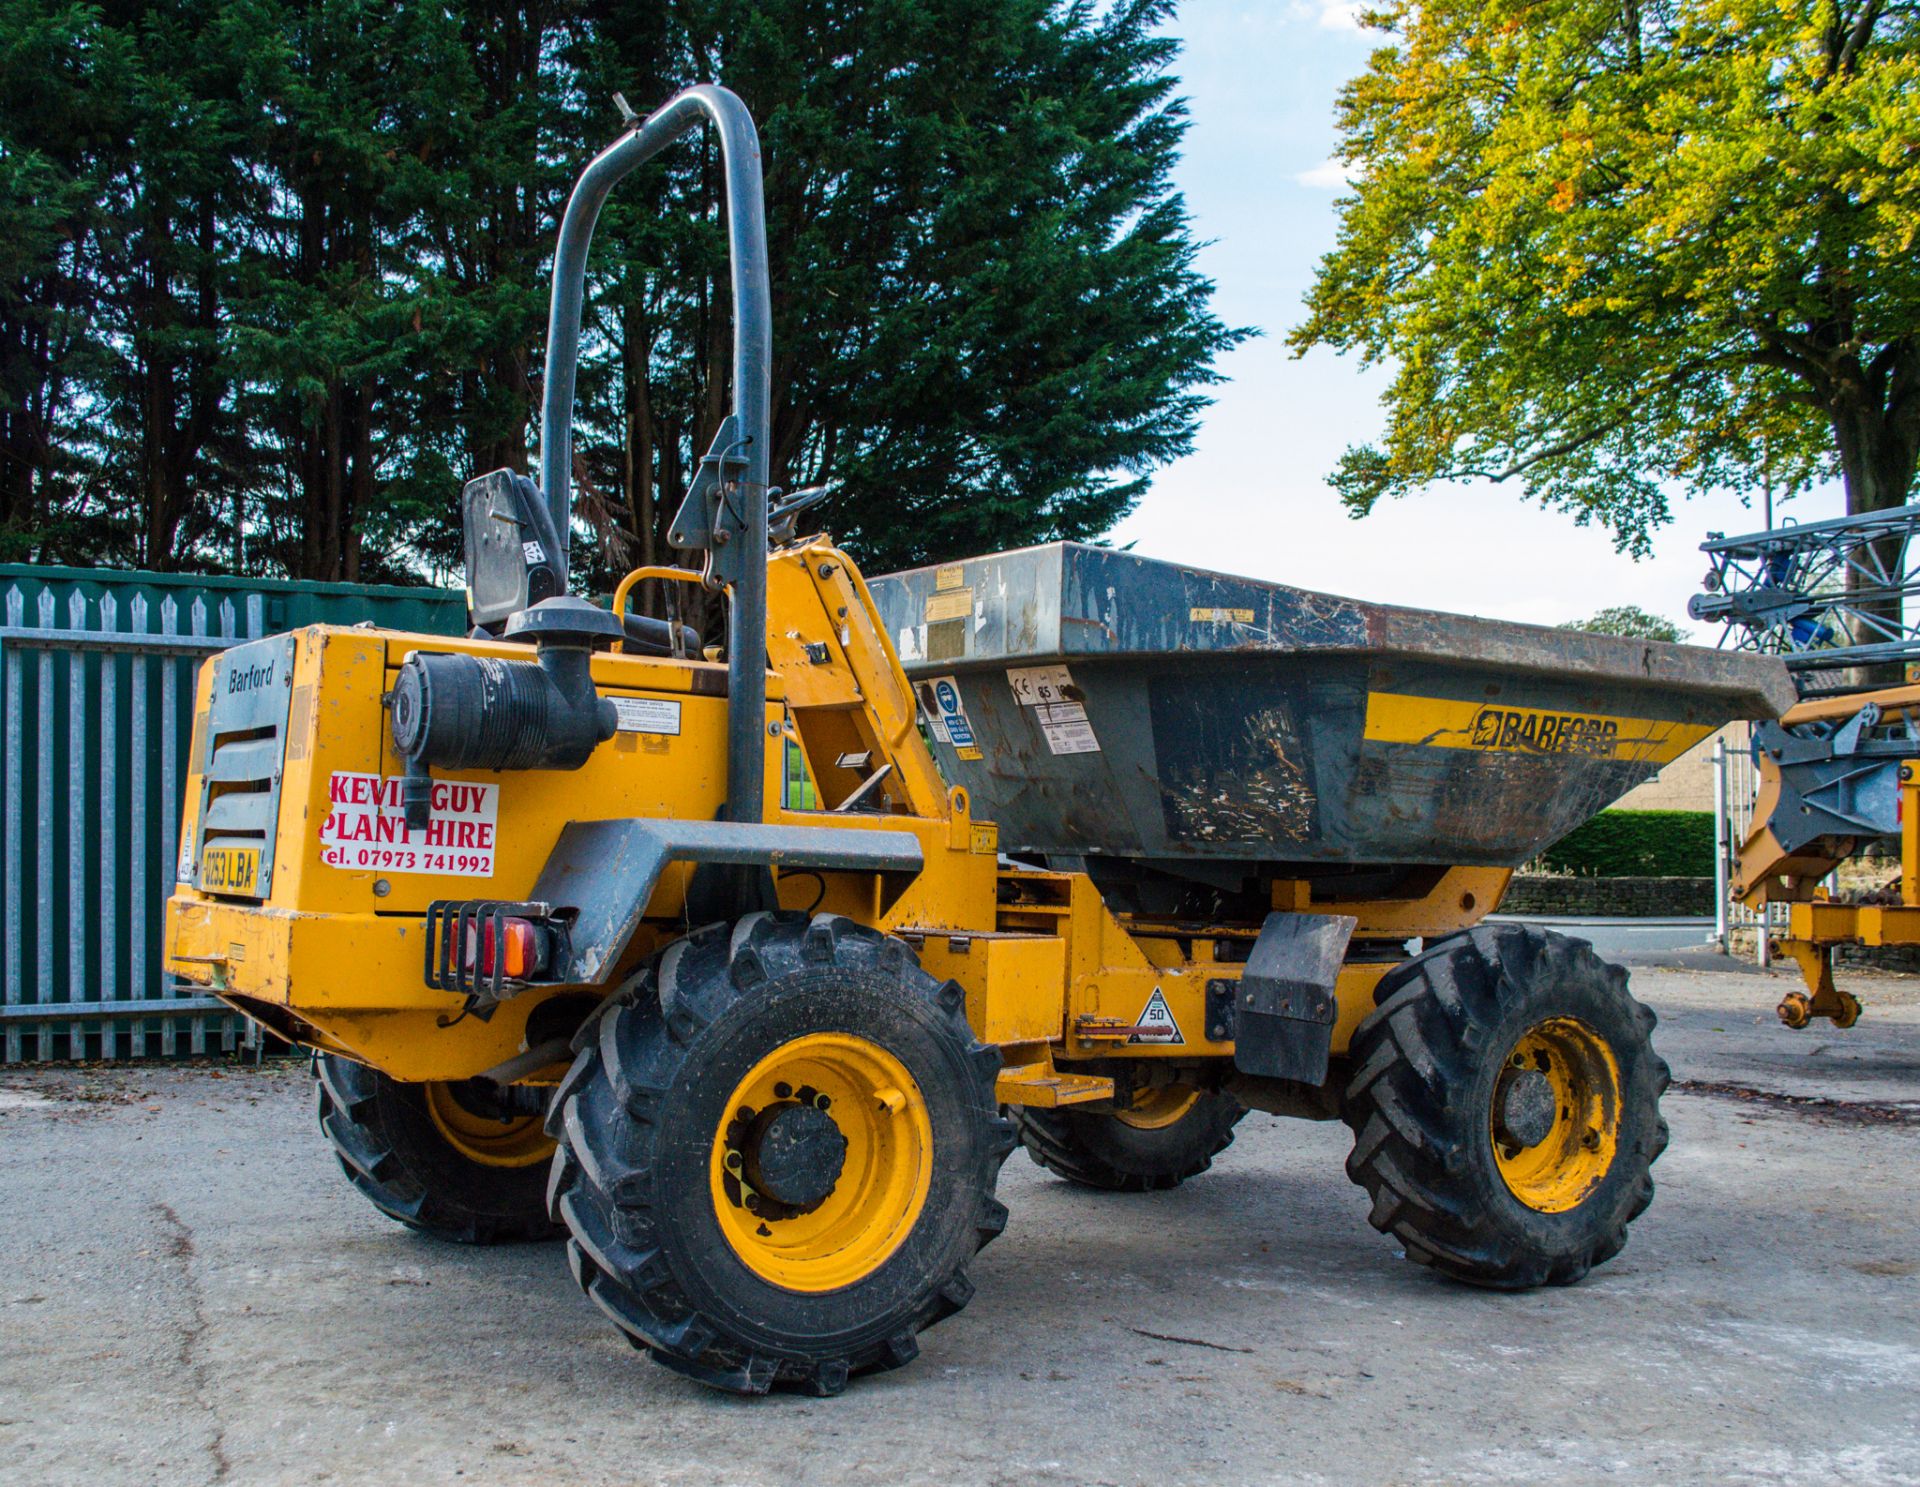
[538,85,772,826]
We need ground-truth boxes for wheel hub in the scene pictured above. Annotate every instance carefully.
[710,1032,935,1293]
[1488,1016,1623,1214]
[1494,1067,1556,1149]
[422,1079,556,1168]
[743,1101,847,1209]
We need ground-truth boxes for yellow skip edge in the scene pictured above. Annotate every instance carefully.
[1364,692,1711,766]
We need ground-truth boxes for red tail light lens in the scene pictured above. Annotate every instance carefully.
[467,917,548,980]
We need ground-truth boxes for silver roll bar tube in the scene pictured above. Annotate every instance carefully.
[538,84,773,827]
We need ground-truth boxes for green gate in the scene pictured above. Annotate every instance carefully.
[0,565,464,1062]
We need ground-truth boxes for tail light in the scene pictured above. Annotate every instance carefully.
[423,900,561,1003]
[469,916,551,980]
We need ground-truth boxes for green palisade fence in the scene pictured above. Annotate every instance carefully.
[0,564,463,1062]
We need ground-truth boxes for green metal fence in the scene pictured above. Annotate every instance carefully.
[0,564,463,1062]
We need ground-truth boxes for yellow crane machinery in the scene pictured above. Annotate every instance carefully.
[166,87,1793,1395]
[1695,507,1920,1029]
[1731,683,1920,1029]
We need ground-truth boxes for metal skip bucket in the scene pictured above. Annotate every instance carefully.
[867,544,1794,875]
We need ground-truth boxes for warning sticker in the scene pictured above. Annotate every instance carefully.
[1036,700,1100,755]
[611,696,681,735]
[924,588,973,623]
[1006,664,1074,707]
[1006,663,1099,753]
[921,676,983,760]
[1190,606,1255,625]
[1129,988,1184,1045]
[320,772,497,877]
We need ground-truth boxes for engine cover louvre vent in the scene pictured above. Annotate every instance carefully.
[190,634,296,900]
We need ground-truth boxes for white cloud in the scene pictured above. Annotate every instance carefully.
[1295,156,1358,190]
[1283,0,1368,30]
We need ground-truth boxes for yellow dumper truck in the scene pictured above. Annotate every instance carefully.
[167,86,1792,1394]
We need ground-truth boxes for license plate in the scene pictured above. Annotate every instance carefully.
[202,845,261,896]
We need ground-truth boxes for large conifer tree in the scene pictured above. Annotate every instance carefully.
[0,0,1244,579]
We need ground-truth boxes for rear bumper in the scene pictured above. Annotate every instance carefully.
[167,892,430,1010]
[165,891,565,1080]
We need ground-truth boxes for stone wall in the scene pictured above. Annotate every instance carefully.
[1501,874,1716,917]
[1727,925,1920,974]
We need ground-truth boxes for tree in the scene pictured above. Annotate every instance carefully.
[0,0,1243,584]
[0,1,135,563]
[92,0,257,572]
[225,0,567,582]
[1291,0,1920,556]
[568,0,1248,584]
[1559,604,1686,642]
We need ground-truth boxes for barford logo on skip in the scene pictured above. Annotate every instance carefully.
[227,657,276,694]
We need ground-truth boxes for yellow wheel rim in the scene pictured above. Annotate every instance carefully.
[1114,1085,1201,1131]
[1490,1016,1621,1214]
[710,1032,933,1294]
[423,1082,555,1169]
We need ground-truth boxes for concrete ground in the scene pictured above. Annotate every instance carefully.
[3,955,1917,1487]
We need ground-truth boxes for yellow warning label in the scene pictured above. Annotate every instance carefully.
[935,564,966,591]
[1363,693,1710,765]
[1190,606,1255,624]
[925,587,972,623]
[970,822,999,855]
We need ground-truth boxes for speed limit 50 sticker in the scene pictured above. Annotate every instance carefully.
[319,771,498,876]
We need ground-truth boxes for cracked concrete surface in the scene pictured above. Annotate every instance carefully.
[1,956,1916,1487]
[150,1202,231,1482]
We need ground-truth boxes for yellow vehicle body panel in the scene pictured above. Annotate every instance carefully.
[167,538,1497,1096]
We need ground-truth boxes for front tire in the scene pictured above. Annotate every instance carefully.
[548,913,1014,1396]
[1012,1086,1245,1192]
[314,1055,561,1244]
[1339,925,1668,1289]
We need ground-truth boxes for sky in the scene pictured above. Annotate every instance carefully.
[1105,1,1848,636]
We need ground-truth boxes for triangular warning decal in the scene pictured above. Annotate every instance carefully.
[1129,987,1185,1045]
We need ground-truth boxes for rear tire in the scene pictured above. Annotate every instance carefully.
[314,1055,561,1244]
[548,912,1014,1396]
[1339,924,1668,1289]
[1012,1087,1245,1192]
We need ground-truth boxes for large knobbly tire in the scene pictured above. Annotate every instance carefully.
[314,1055,562,1244]
[548,912,1014,1396]
[1339,924,1669,1289]
[1013,1088,1245,1193]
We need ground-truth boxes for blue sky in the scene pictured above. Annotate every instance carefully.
[1107,1,1847,634]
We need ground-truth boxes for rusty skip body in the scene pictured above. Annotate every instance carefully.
[869,543,1794,876]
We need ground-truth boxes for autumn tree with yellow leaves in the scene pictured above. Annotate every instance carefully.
[1293,0,1920,551]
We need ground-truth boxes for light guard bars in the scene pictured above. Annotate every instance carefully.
[538,84,774,826]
